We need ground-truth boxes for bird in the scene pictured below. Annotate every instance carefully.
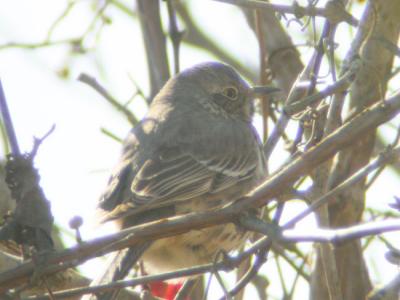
[88,62,278,299]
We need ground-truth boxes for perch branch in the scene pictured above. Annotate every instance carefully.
[0,90,400,293]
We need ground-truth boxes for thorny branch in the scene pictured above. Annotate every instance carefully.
[212,0,358,26]
[263,10,337,159]
[284,58,361,116]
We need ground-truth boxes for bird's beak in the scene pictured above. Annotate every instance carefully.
[250,86,281,96]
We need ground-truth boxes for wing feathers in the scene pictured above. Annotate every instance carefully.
[131,146,259,206]
[100,131,264,222]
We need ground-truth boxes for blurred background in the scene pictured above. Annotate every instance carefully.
[0,0,399,299]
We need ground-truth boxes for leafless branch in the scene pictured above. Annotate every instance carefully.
[0,80,20,155]
[324,1,375,136]
[212,0,358,26]
[137,0,170,99]
[175,2,256,82]
[78,73,138,125]
[20,215,400,299]
[166,0,184,74]
[2,80,398,296]
[284,58,361,116]
[285,146,400,228]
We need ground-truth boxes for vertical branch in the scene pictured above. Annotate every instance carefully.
[226,203,285,299]
[313,1,400,300]
[166,0,184,74]
[261,1,343,159]
[306,2,365,300]
[242,7,303,97]
[307,22,332,95]
[307,15,344,300]
[254,10,269,142]
[175,2,256,81]
[137,0,170,100]
[238,10,304,298]
[241,4,303,161]
[0,80,20,155]
[324,1,374,136]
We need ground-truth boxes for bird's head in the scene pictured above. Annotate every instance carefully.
[154,62,279,122]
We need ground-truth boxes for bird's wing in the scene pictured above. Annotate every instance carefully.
[99,144,261,223]
[98,116,265,223]
[132,146,259,204]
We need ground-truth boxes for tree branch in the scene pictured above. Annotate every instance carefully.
[137,0,170,99]
[0,89,399,292]
[78,73,138,126]
[213,0,358,26]
[0,80,20,155]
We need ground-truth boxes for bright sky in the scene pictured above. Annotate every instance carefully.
[0,0,399,299]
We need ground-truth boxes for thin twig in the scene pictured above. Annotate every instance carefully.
[275,255,289,297]
[223,203,285,298]
[1,91,400,293]
[29,124,56,158]
[78,73,138,125]
[100,127,123,143]
[254,9,269,142]
[45,1,75,41]
[281,219,400,243]
[109,0,136,18]
[238,215,400,244]
[222,251,266,300]
[264,11,336,159]
[285,146,400,228]
[1,2,109,53]
[284,59,361,116]
[175,2,255,82]
[287,252,309,298]
[81,1,109,39]
[366,125,400,189]
[0,39,81,51]
[308,21,332,96]
[272,245,310,282]
[212,0,358,26]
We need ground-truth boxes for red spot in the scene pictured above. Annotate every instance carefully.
[149,281,189,300]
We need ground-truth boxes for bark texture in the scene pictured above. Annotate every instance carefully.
[311,1,400,299]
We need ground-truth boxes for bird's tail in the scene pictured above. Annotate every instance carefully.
[83,242,152,300]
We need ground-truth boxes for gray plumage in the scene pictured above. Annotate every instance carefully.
[89,62,270,300]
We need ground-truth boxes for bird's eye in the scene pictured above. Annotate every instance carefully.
[223,87,239,100]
